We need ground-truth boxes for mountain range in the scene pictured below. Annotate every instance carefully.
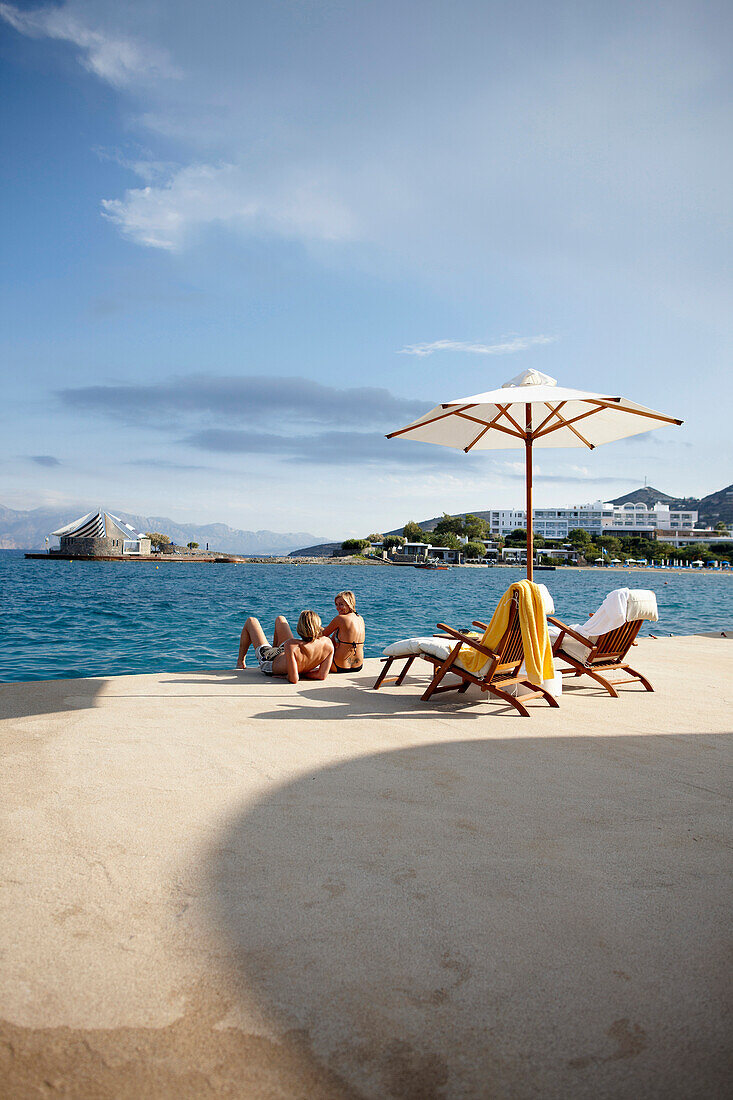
[0,504,327,556]
[5,483,730,557]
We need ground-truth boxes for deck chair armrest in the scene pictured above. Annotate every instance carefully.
[472,621,489,630]
[435,622,469,641]
[547,617,594,649]
[435,624,497,660]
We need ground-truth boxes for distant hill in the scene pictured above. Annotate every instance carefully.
[609,484,733,527]
[0,504,327,556]
[608,486,683,507]
[288,542,343,558]
[384,511,495,536]
[696,484,733,528]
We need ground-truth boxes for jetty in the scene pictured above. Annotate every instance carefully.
[1,635,731,1098]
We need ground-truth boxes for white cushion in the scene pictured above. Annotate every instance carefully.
[419,639,454,662]
[383,636,440,657]
[626,589,658,622]
[421,637,494,677]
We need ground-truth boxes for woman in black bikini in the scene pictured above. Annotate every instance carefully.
[322,590,365,673]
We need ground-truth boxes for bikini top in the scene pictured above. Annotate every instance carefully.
[333,619,364,655]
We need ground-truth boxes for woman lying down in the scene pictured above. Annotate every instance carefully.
[237,611,333,683]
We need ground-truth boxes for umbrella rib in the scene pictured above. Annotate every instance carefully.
[533,405,607,440]
[534,404,596,449]
[495,404,525,434]
[586,399,683,425]
[386,404,478,439]
[534,401,568,435]
[454,410,523,438]
[454,411,494,427]
[464,424,490,452]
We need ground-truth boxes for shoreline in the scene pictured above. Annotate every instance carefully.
[23,551,733,575]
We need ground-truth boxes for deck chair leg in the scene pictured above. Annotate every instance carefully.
[486,685,530,717]
[520,681,560,709]
[395,655,417,685]
[373,657,395,690]
[622,665,654,692]
[584,669,619,698]
[421,670,444,702]
[421,646,461,702]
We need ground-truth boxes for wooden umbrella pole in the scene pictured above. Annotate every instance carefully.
[525,405,533,582]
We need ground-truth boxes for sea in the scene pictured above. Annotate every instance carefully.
[1,550,731,683]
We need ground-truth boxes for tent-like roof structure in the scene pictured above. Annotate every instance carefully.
[52,510,147,540]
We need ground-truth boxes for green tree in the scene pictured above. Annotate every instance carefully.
[402,520,425,541]
[434,513,464,537]
[431,531,461,549]
[187,542,199,550]
[146,532,171,552]
[709,542,733,562]
[366,533,383,542]
[463,513,487,540]
[714,521,729,533]
[341,538,369,554]
[464,540,487,559]
[568,529,594,550]
[383,535,407,551]
[505,528,527,546]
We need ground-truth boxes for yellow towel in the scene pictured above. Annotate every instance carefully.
[458,580,554,686]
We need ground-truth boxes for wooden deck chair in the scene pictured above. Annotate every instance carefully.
[547,615,653,697]
[374,595,559,718]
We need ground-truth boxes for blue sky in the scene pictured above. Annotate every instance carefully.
[1,0,730,537]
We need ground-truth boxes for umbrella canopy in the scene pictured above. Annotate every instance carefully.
[387,369,682,580]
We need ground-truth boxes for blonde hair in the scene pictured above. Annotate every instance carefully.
[297,609,323,640]
[335,590,357,613]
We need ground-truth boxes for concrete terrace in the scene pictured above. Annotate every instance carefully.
[1,636,731,1099]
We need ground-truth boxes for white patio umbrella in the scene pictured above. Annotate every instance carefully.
[387,369,682,581]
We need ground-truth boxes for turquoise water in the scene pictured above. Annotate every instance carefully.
[1,551,731,682]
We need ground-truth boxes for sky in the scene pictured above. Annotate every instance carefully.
[1,0,731,538]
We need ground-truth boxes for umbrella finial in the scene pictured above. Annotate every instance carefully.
[502,369,557,389]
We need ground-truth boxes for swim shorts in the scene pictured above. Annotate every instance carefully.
[255,643,285,675]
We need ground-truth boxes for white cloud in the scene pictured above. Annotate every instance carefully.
[100,162,357,250]
[5,0,730,329]
[398,336,558,358]
[0,2,178,87]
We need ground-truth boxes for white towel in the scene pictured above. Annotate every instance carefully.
[548,587,658,666]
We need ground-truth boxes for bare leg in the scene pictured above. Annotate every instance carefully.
[273,615,294,646]
[237,616,269,668]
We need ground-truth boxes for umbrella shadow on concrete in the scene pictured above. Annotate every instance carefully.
[205,734,731,1100]
[0,676,107,721]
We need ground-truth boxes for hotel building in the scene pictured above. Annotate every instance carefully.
[485,501,698,540]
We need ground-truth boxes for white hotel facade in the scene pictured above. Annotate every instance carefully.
[485,501,698,540]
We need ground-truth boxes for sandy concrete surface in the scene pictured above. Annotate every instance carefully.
[1,636,731,1099]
